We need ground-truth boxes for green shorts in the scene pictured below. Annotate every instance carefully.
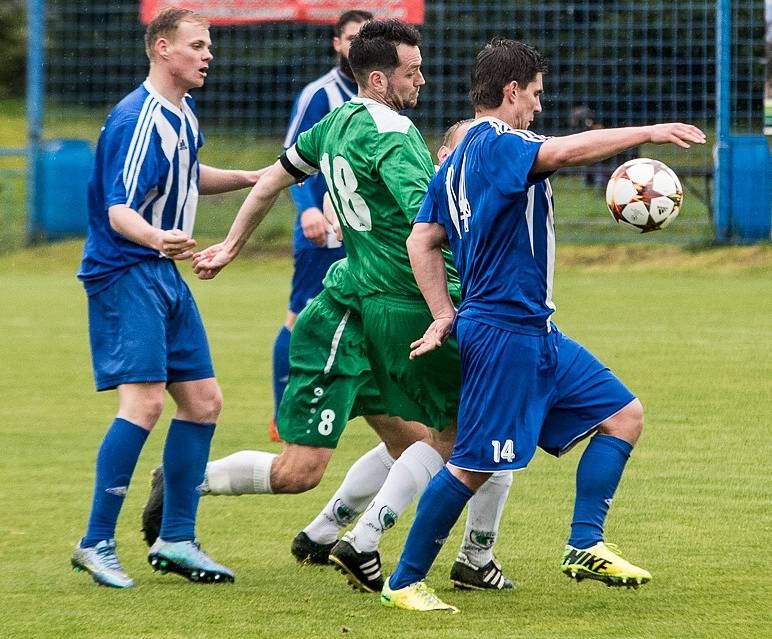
[278,290,384,448]
[360,294,461,430]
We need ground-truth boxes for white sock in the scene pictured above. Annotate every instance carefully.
[459,471,513,567]
[348,441,444,553]
[303,443,395,545]
[204,450,277,495]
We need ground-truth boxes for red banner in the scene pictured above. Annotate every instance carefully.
[140,1,424,26]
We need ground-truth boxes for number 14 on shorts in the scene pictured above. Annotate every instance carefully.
[491,439,515,463]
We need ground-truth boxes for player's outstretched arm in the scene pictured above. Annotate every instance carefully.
[192,160,295,279]
[108,204,196,260]
[406,222,455,359]
[198,165,267,195]
[532,123,706,173]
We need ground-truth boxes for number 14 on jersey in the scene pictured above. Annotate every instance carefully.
[445,155,471,238]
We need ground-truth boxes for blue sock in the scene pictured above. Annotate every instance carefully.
[272,326,292,420]
[159,418,215,542]
[389,467,474,590]
[568,434,634,549]
[82,418,149,547]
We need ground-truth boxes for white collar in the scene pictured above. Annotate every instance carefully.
[143,78,187,117]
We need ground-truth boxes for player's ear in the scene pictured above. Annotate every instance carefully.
[332,36,342,54]
[504,80,518,103]
[369,70,387,93]
[155,37,171,60]
[437,145,450,163]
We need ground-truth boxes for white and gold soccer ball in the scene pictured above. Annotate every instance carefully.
[605,158,683,232]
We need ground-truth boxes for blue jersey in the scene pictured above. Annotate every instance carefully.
[416,117,555,335]
[78,80,204,295]
[283,68,357,253]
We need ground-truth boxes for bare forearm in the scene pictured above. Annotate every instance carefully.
[220,187,281,256]
[199,164,261,195]
[108,205,161,250]
[408,243,455,320]
[533,122,706,173]
[534,127,651,173]
[220,161,294,257]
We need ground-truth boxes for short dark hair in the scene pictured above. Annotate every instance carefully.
[348,19,421,87]
[469,39,547,110]
[144,7,208,61]
[334,10,373,38]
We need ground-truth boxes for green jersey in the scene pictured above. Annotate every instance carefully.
[283,97,460,298]
[322,257,361,313]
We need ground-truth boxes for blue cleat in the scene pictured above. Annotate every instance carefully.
[148,538,234,584]
[71,539,134,588]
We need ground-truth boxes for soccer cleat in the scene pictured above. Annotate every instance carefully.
[141,465,164,547]
[70,539,134,588]
[381,578,459,613]
[328,533,384,593]
[560,541,652,588]
[291,531,335,565]
[268,418,281,442]
[450,553,514,590]
[148,538,234,584]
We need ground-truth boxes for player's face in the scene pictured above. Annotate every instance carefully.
[511,73,543,130]
[333,20,366,60]
[165,20,213,90]
[334,19,366,80]
[385,44,424,110]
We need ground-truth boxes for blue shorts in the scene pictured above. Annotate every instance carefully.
[450,319,636,472]
[289,246,346,314]
[87,259,214,391]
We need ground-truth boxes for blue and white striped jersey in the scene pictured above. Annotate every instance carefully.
[78,80,204,294]
[415,117,556,335]
[283,68,357,252]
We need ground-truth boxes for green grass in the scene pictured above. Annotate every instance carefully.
[0,241,770,638]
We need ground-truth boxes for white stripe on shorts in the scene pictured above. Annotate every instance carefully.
[324,310,350,374]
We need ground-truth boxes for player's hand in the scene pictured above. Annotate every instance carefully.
[300,208,328,246]
[409,316,454,359]
[322,193,343,243]
[157,229,197,260]
[648,123,706,149]
[192,243,234,279]
[246,167,269,185]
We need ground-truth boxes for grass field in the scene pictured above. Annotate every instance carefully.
[0,241,770,638]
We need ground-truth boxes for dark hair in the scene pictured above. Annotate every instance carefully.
[334,10,373,38]
[348,19,421,87]
[144,7,208,60]
[469,39,547,110]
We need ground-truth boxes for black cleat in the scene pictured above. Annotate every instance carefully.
[450,553,515,590]
[141,466,165,547]
[291,532,335,565]
[328,533,383,593]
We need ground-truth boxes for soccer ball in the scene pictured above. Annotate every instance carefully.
[605,158,683,232]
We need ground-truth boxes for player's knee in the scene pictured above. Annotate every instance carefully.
[188,385,224,423]
[600,398,644,445]
[271,448,328,493]
[121,396,165,429]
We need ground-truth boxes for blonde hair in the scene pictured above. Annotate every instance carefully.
[144,7,209,60]
[440,118,474,151]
